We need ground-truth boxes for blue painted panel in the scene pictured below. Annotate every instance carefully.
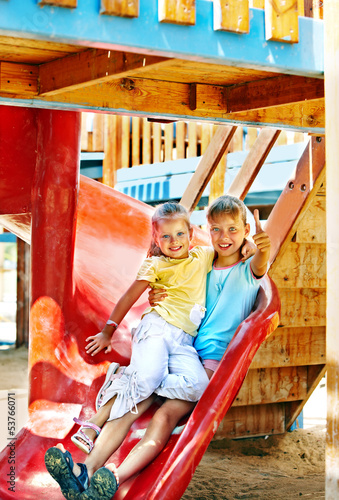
[0,1,323,77]
[115,142,302,208]
[0,233,16,243]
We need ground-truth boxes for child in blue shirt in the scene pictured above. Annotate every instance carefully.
[194,194,269,377]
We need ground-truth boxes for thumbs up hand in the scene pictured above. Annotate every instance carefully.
[252,209,271,253]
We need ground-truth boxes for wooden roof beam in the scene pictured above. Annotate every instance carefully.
[0,73,325,132]
[190,76,324,114]
[38,49,170,96]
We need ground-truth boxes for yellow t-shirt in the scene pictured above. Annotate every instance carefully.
[136,246,214,336]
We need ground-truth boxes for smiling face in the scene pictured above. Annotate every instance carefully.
[208,212,250,267]
[155,217,192,259]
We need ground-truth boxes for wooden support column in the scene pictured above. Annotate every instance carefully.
[103,115,120,187]
[180,125,236,212]
[16,239,30,347]
[324,0,339,497]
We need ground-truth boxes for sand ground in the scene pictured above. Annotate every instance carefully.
[0,346,326,499]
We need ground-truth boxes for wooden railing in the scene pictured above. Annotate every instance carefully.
[38,1,323,44]
[80,113,305,186]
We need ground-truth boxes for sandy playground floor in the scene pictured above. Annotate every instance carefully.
[0,346,325,499]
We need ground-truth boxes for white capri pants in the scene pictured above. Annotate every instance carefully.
[99,312,209,421]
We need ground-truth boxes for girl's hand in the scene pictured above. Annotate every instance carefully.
[241,239,256,261]
[252,209,271,253]
[148,287,167,307]
[85,331,112,356]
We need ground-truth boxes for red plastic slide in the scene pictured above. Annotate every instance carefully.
[0,106,280,499]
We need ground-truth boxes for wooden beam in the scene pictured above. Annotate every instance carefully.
[159,0,196,25]
[266,136,326,266]
[227,128,281,200]
[0,62,38,95]
[180,125,237,212]
[36,77,325,132]
[100,0,139,17]
[214,0,249,34]
[265,0,299,43]
[39,49,169,96]
[226,75,324,113]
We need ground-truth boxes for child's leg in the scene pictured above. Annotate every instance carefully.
[99,314,172,421]
[52,395,156,489]
[155,331,209,402]
[108,398,195,485]
[71,397,117,453]
[84,395,156,479]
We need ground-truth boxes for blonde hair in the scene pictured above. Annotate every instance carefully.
[147,202,191,257]
[207,195,247,226]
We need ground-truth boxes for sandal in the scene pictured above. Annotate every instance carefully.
[45,447,88,499]
[80,467,118,500]
[95,362,120,410]
[71,419,102,454]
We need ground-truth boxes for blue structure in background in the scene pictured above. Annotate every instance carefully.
[80,142,307,225]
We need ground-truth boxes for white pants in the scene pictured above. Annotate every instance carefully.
[100,312,209,420]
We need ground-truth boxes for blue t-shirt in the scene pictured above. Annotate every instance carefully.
[194,257,263,361]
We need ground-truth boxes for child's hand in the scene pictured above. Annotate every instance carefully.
[148,287,167,307]
[85,331,112,357]
[252,209,271,253]
[241,239,256,261]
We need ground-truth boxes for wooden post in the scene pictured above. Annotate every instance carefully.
[159,0,196,25]
[152,123,162,163]
[176,121,186,159]
[324,1,339,497]
[213,0,250,34]
[38,0,77,7]
[92,114,104,152]
[100,0,139,17]
[164,123,174,161]
[121,116,130,168]
[103,114,118,187]
[187,122,198,157]
[16,239,30,347]
[304,0,323,19]
[132,117,141,166]
[142,118,151,164]
[265,0,299,43]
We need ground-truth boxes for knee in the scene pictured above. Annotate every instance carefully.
[152,406,179,431]
[183,374,209,401]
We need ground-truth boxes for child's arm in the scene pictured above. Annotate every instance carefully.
[250,209,271,278]
[86,279,150,356]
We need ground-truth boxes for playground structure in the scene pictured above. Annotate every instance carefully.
[0,0,336,498]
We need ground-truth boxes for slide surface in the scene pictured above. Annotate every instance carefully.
[0,107,280,500]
